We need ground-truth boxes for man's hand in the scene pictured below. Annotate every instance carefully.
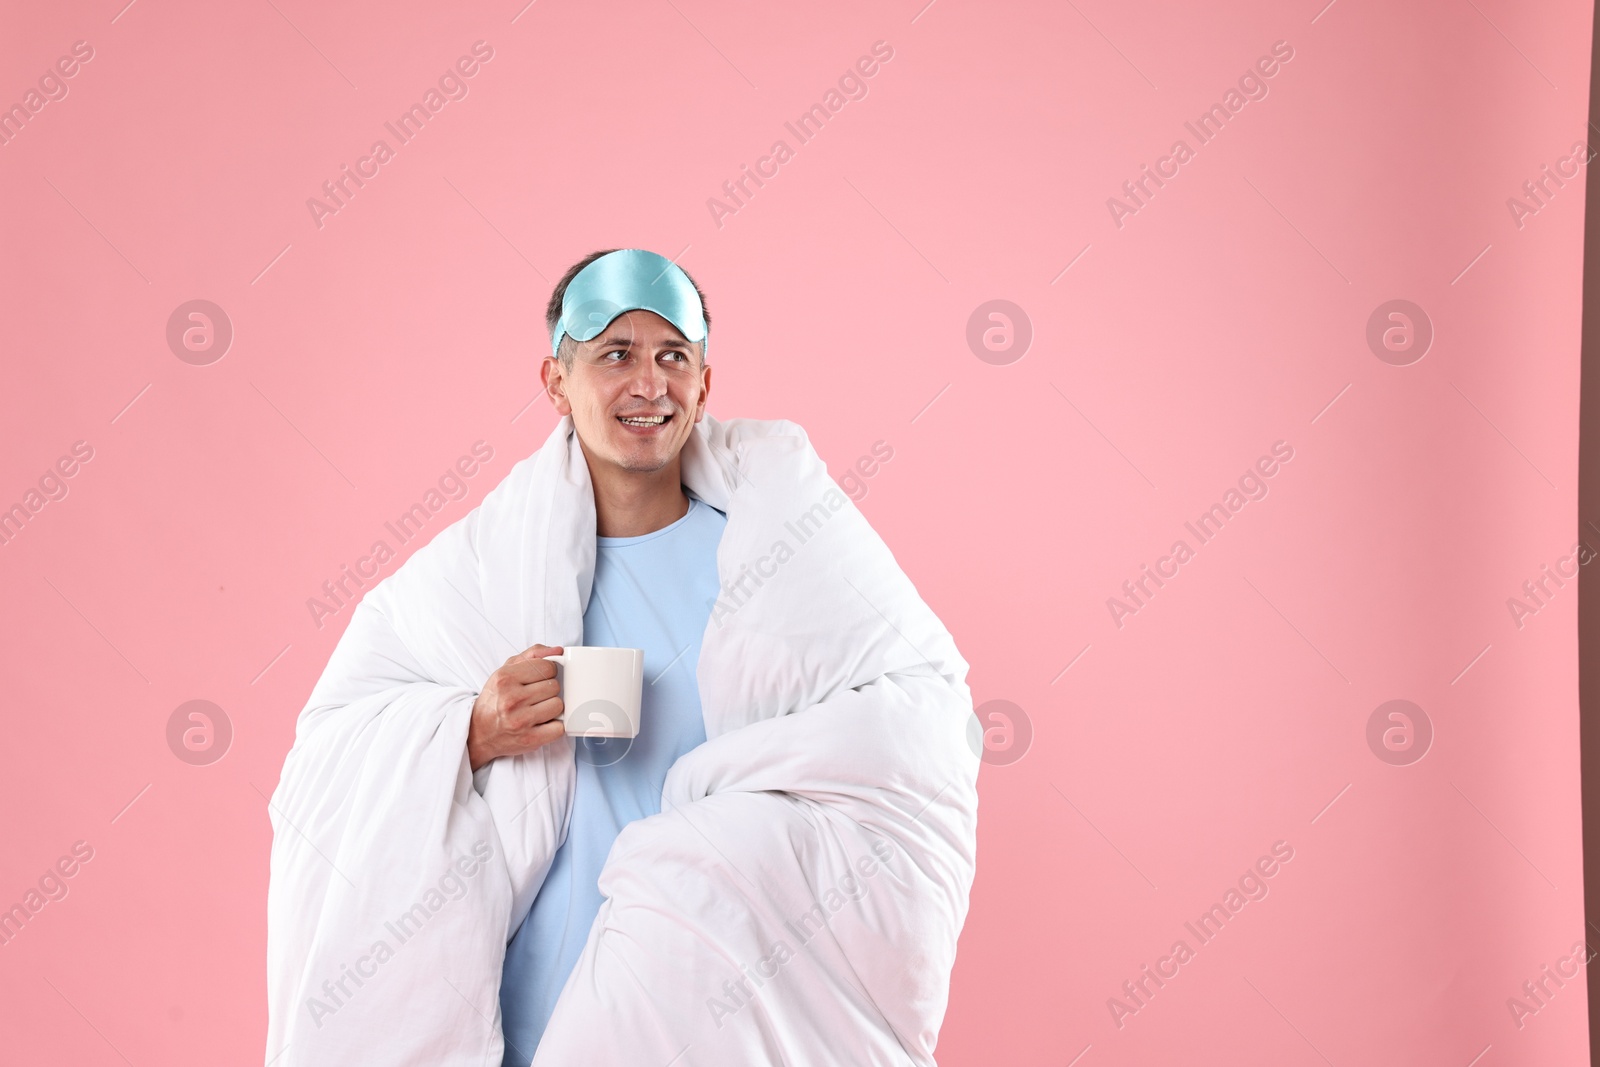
[467,645,566,771]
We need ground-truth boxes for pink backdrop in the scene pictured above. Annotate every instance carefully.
[0,0,1593,1063]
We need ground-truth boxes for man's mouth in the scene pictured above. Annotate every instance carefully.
[617,413,672,430]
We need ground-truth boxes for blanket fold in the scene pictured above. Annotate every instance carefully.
[266,413,978,1066]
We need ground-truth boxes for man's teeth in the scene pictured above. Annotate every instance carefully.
[619,415,667,425]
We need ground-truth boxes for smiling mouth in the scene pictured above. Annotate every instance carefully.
[617,413,672,429]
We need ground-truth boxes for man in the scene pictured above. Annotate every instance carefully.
[471,248,728,1058]
[265,248,978,1067]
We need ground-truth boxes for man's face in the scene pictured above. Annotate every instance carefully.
[541,309,711,476]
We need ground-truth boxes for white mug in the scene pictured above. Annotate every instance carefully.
[545,647,644,738]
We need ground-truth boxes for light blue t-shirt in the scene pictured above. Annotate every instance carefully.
[498,494,726,1063]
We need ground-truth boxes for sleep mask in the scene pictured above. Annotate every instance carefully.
[550,249,708,362]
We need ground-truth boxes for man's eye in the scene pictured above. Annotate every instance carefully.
[661,351,687,363]
[602,350,629,361]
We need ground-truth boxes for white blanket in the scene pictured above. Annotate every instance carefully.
[265,412,979,1066]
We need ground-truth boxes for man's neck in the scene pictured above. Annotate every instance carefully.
[584,449,690,538]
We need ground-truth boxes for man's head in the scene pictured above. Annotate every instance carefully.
[541,249,713,477]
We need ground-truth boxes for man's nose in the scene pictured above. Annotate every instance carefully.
[626,357,668,398]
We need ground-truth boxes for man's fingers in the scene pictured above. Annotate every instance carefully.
[523,719,566,749]
[511,694,564,729]
[502,658,561,686]
[502,644,562,667]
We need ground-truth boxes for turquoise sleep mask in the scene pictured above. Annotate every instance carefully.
[550,249,708,361]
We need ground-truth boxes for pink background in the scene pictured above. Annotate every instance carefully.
[0,0,1593,1063]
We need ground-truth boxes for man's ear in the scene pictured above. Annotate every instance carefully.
[692,353,712,424]
[540,355,573,416]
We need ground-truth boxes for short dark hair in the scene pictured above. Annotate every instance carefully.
[544,248,712,367]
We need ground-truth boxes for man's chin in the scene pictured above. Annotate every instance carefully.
[604,435,681,473]
[612,452,673,474]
